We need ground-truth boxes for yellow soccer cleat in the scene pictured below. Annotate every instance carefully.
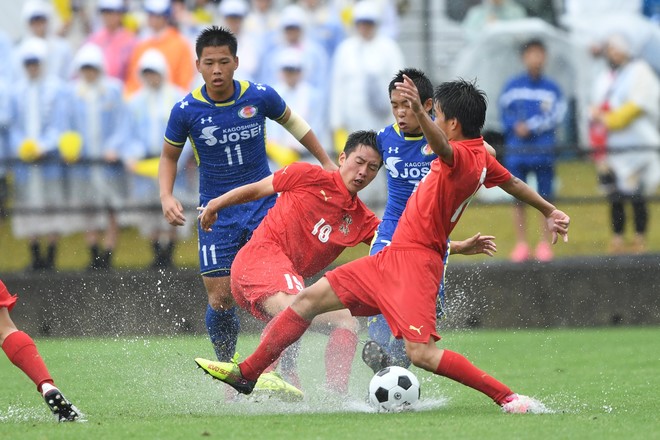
[254,371,304,402]
[195,358,304,401]
[195,358,256,395]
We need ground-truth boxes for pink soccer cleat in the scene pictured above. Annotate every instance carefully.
[501,393,549,414]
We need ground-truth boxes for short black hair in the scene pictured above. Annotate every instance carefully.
[195,26,237,59]
[343,130,381,165]
[433,79,487,139]
[520,38,546,55]
[388,68,434,107]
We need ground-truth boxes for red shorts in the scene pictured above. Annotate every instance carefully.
[231,239,305,322]
[325,245,444,343]
[0,281,18,312]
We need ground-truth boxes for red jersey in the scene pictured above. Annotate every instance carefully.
[251,162,380,278]
[326,138,511,343]
[392,137,511,256]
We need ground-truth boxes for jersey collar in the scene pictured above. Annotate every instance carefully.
[194,80,250,106]
[393,123,424,141]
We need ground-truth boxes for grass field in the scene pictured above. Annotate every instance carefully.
[0,327,657,440]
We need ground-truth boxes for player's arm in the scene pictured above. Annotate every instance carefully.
[197,175,276,232]
[277,106,338,171]
[395,74,453,162]
[499,176,570,244]
[449,233,497,256]
[159,141,186,226]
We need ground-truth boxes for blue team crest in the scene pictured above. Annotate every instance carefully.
[420,144,434,156]
[238,105,258,118]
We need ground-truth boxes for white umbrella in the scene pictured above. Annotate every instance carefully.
[563,12,660,75]
[451,18,582,138]
[563,12,660,147]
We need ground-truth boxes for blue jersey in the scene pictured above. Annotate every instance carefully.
[165,80,287,198]
[377,123,437,222]
[370,124,437,256]
[499,73,565,165]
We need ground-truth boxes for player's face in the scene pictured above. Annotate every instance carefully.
[197,45,238,101]
[338,145,382,195]
[390,88,421,134]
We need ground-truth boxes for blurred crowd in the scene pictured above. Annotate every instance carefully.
[0,0,659,271]
[0,0,409,272]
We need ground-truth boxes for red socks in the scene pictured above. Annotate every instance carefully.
[325,328,358,394]
[435,349,512,405]
[240,307,311,381]
[2,331,54,393]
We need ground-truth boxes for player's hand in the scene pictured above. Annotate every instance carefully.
[197,204,217,232]
[547,209,570,244]
[161,195,186,226]
[395,74,423,114]
[455,233,497,256]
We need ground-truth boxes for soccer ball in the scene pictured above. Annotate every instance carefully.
[368,366,420,412]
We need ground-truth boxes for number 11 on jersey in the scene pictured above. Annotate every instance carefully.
[224,144,243,165]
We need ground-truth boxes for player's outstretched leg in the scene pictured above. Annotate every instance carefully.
[416,346,549,414]
[195,358,303,402]
[42,384,81,422]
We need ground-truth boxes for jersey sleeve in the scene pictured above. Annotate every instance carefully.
[272,162,318,193]
[484,153,512,188]
[163,99,189,148]
[376,126,387,155]
[260,84,287,121]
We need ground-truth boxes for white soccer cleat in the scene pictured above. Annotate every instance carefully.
[501,393,549,414]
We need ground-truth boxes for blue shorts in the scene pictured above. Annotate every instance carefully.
[197,194,276,277]
[505,160,554,200]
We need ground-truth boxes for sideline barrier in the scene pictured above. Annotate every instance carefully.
[4,253,659,337]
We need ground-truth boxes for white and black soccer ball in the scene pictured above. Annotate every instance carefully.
[368,366,420,412]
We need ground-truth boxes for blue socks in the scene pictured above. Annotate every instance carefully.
[367,314,392,347]
[367,314,411,368]
[205,305,240,362]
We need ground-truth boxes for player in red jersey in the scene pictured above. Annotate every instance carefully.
[197,130,381,394]
[0,280,80,421]
[197,78,569,412]
[196,130,496,395]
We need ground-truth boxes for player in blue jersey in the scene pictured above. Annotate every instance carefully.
[362,68,497,372]
[159,26,337,368]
